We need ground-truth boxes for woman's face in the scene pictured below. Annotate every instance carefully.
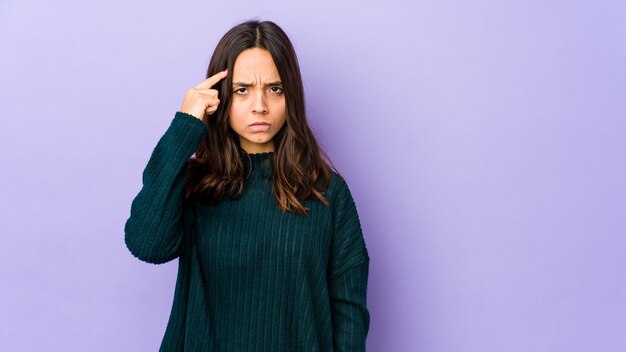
[228,47,286,154]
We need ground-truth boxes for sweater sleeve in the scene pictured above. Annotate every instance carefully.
[328,175,371,351]
[124,111,207,264]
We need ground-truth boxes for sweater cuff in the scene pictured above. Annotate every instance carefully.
[174,111,207,130]
[159,111,208,161]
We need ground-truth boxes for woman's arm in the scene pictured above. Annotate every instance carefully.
[328,175,371,351]
[123,111,207,264]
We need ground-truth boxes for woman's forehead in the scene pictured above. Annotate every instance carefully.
[232,48,281,83]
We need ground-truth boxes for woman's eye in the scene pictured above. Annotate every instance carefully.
[270,86,283,93]
[234,87,247,94]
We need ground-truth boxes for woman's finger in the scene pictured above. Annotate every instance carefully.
[194,69,228,90]
[195,88,219,98]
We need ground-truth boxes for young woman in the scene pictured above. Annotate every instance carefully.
[124,20,370,351]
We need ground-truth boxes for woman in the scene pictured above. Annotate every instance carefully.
[124,19,370,351]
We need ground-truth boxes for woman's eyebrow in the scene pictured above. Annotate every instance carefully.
[232,80,282,87]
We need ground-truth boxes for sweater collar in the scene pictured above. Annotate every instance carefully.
[248,151,274,161]
[246,152,273,179]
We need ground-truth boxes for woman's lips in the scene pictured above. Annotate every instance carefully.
[249,123,270,132]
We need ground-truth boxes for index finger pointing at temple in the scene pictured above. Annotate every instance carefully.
[195,70,228,89]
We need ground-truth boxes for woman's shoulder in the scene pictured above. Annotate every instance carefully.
[326,169,354,205]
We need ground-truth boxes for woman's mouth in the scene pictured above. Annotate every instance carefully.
[249,122,270,132]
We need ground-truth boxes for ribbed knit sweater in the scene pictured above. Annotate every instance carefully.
[124,111,370,351]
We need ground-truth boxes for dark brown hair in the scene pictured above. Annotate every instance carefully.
[183,19,337,216]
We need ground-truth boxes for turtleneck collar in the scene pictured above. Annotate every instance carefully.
[248,151,274,161]
[246,151,273,179]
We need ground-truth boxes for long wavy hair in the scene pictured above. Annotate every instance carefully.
[183,20,337,216]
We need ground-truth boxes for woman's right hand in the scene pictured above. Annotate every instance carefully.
[179,69,228,120]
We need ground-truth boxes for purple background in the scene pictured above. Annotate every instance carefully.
[1,1,625,351]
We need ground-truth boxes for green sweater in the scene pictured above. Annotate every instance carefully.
[124,111,371,351]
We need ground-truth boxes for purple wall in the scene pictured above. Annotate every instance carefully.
[1,1,625,351]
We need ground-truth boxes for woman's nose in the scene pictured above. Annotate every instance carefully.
[252,91,268,114]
